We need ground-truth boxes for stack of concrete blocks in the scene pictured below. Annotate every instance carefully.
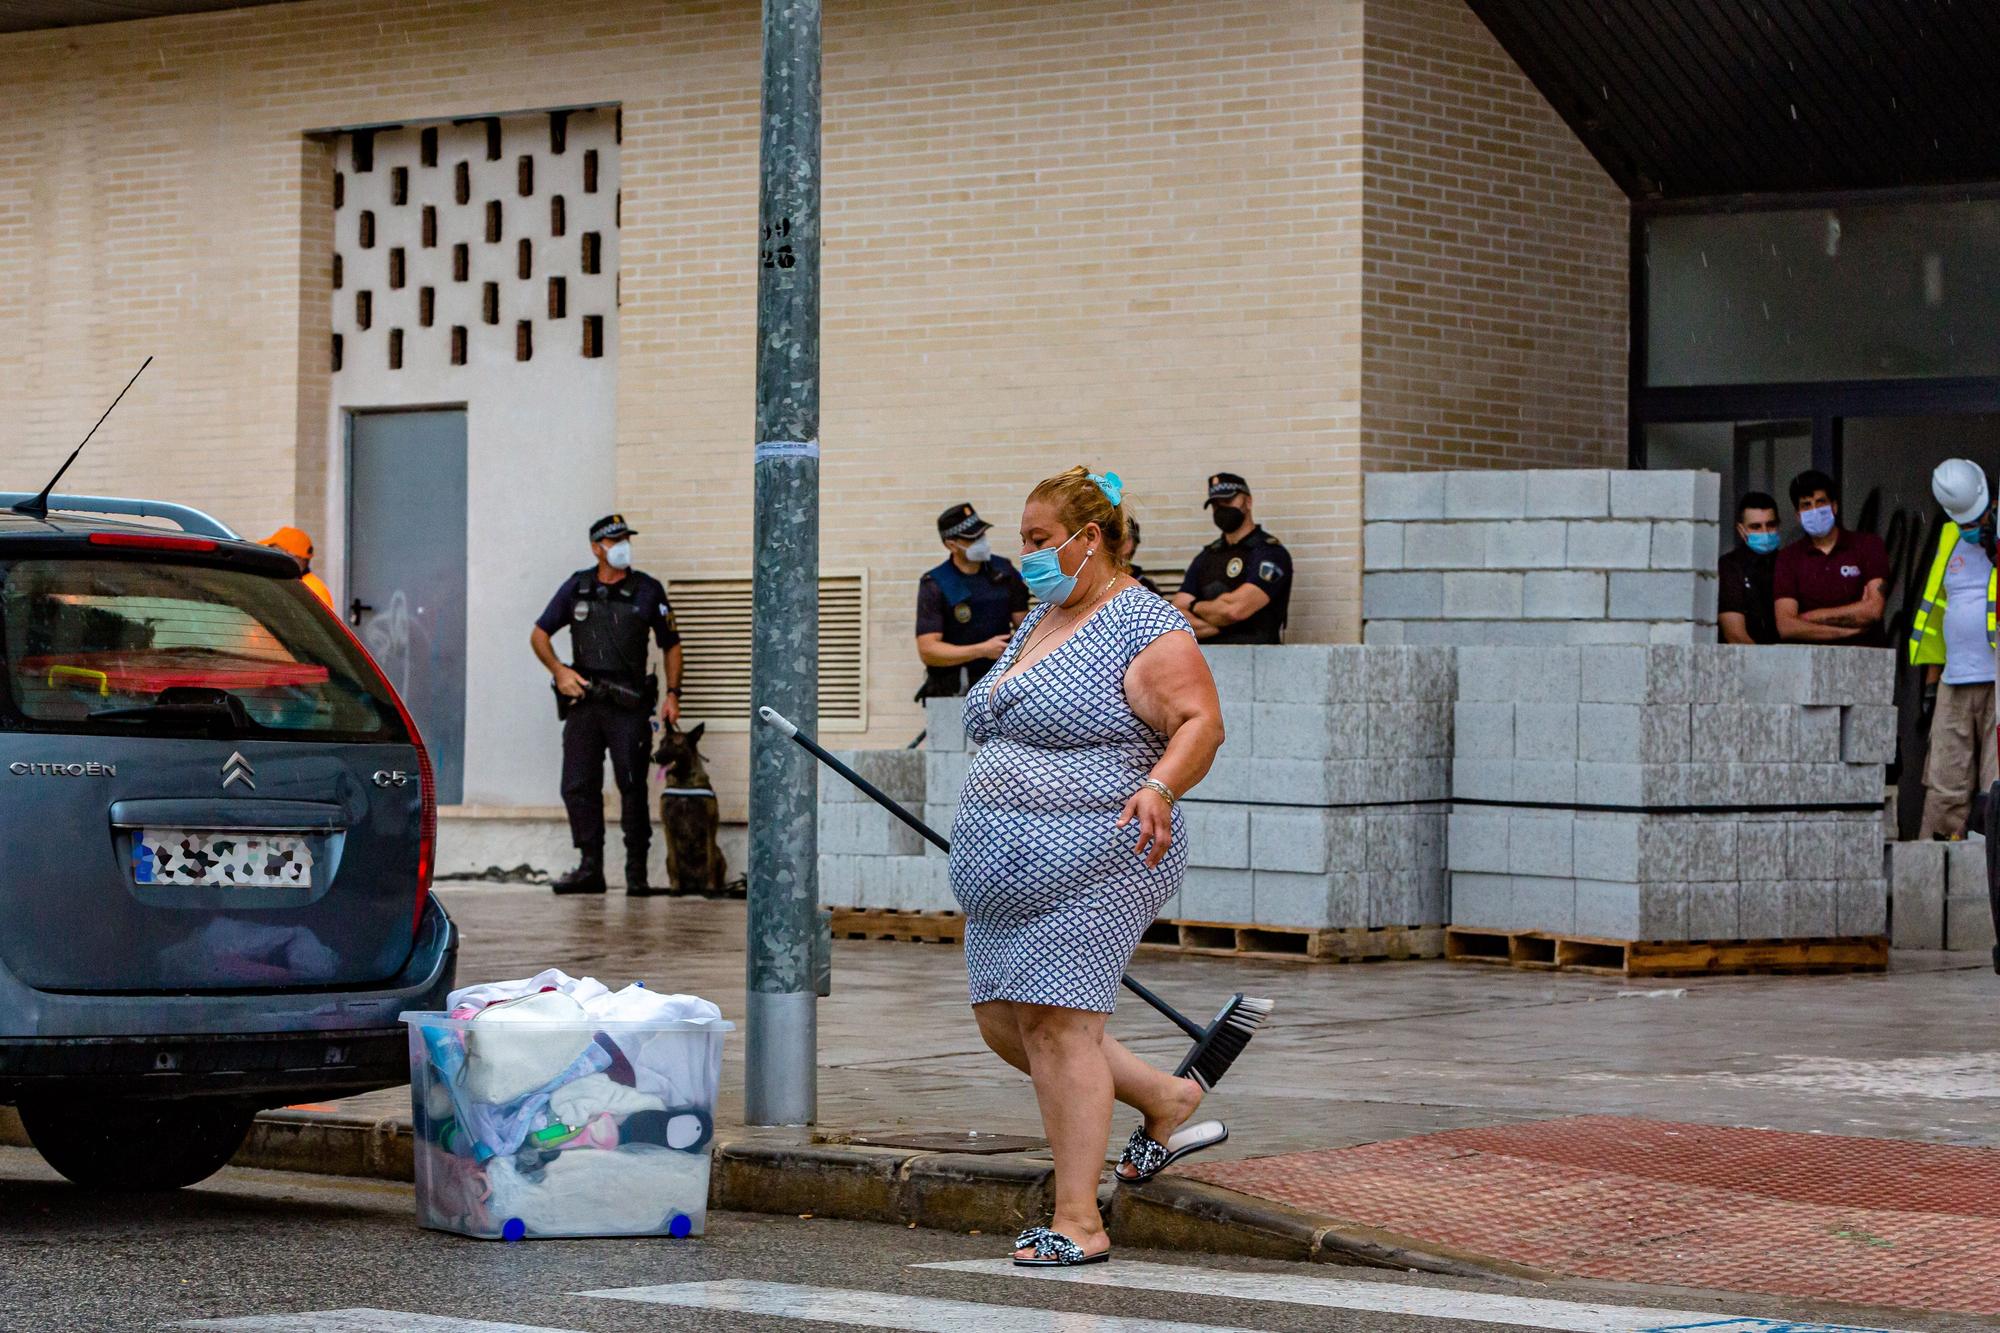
[1888,840,1998,953]
[1448,644,1893,942]
[815,744,958,913]
[1185,645,1454,931]
[1362,469,1720,646]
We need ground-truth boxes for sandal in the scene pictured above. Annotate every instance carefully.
[1012,1226,1110,1268]
[1116,1119,1228,1184]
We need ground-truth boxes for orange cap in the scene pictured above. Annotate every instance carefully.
[263,526,314,560]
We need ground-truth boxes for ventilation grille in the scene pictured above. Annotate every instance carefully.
[669,573,866,731]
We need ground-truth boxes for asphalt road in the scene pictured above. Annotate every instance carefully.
[0,1149,1965,1333]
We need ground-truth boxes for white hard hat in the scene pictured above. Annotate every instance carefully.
[1932,458,1989,526]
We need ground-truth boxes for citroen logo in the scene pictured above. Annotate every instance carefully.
[221,751,255,791]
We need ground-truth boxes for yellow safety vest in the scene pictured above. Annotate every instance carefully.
[1906,520,1999,665]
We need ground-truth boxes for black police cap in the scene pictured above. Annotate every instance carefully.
[1204,472,1250,507]
[937,503,992,540]
[590,513,637,542]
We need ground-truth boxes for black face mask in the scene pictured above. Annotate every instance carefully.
[1211,504,1246,532]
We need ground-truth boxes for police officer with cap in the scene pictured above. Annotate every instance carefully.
[530,514,684,896]
[915,502,1030,698]
[1173,472,1293,643]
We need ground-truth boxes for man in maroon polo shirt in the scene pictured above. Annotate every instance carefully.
[1773,469,1890,647]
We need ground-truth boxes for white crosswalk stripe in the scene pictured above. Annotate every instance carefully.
[176,1313,587,1332]
[577,1279,1265,1331]
[919,1260,1914,1333]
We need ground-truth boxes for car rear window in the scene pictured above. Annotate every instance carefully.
[0,557,407,741]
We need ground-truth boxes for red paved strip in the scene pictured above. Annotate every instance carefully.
[1181,1115,2000,1316]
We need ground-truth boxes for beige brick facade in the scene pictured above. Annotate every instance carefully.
[0,0,1623,817]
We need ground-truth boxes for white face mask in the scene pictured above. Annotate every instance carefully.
[605,540,633,570]
[962,535,993,563]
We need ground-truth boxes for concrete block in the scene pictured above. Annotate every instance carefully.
[1946,894,1998,952]
[1643,646,1693,703]
[924,698,967,751]
[1693,819,1741,881]
[1689,883,1740,940]
[1253,644,1363,704]
[1448,809,1509,873]
[1690,704,1746,763]
[1577,703,1641,763]
[1452,757,1513,802]
[1642,705,1691,763]
[1784,820,1839,879]
[1450,873,1519,930]
[1366,869,1419,929]
[1361,648,1414,703]
[1811,647,1894,706]
[1576,762,1644,807]
[1485,520,1568,569]
[820,803,926,858]
[1831,762,1889,805]
[894,854,959,913]
[1445,470,1526,519]
[1946,839,1986,899]
[1364,470,1445,521]
[1515,701,1579,761]
[1572,880,1639,938]
[1362,522,1404,571]
[1406,647,1459,702]
[1442,571,1524,620]
[1831,817,1883,880]
[1512,759,1576,805]
[1609,571,1703,621]
[1253,870,1365,929]
[1640,882,1692,940]
[922,803,959,857]
[1245,759,1332,806]
[1650,521,1704,571]
[1840,705,1898,764]
[821,749,926,805]
[1507,811,1574,877]
[1565,520,1654,570]
[1837,878,1888,937]
[1738,880,1786,938]
[1452,702,1514,758]
[1202,646,1256,703]
[1366,812,1430,873]
[1523,469,1610,519]
[1523,570,1606,620]
[1610,469,1713,520]
[1398,522,1474,569]
[1638,818,1691,879]
[1690,645,1743,704]
[1253,702,1336,760]
[1179,867,1252,922]
[1739,647,1818,704]
[1363,572,1444,622]
[1570,812,1639,880]
[1580,646,1647,703]
[1563,622,1656,645]
[817,854,865,908]
[924,750,974,802]
[1217,700,1255,758]
[1182,802,1250,870]
[1362,618,1407,645]
[1249,809,1360,875]
[1783,880,1839,937]
[1889,841,1946,949]
[1794,706,1841,762]
[1511,875,1578,933]
[1737,821,1789,880]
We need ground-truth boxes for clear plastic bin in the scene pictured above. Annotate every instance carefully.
[400,1011,731,1240]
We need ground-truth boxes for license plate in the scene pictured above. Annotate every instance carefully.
[133,829,315,888]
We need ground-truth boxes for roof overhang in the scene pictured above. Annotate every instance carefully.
[0,0,296,34]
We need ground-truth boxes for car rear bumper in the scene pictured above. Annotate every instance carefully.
[0,897,455,1104]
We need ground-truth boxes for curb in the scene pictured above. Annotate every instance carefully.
[2,1105,1533,1281]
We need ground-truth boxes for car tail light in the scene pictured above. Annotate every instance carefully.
[87,532,218,553]
[314,594,436,938]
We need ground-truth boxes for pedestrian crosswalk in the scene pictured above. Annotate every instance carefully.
[178,1261,1917,1333]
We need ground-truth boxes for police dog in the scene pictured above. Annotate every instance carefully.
[653,723,730,895]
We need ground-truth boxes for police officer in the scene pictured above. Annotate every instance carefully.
[1173,472,1292,643]
[915,502,1030,698]
[529,514,684,896]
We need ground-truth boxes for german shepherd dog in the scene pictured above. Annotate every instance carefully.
[652,723,731,895]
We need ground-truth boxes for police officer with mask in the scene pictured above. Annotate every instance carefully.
[530,514,684,896]
[915,502,1030,698]
[1174,472,1292,642]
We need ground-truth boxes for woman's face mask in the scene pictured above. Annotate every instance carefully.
[604,540,634,570]
[1019,527,1093,605]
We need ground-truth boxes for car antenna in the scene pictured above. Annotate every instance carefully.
[11,356,154,520]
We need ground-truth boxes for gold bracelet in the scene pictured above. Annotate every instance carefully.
[1139,777,1178,805]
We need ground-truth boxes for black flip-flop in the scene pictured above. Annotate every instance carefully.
[1012,1226,1111,1267]
[1115,1119,1228,1184]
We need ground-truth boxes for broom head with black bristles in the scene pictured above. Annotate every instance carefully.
[1172,992,1274,1091]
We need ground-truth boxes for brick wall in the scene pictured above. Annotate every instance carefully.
[1359,0,1627,474]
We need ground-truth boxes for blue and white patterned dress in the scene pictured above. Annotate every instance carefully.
[949,587,1195,1013]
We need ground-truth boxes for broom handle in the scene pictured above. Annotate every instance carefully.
[759,706,1195,1031]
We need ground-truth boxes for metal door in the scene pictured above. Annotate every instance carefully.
[346,409,468,804]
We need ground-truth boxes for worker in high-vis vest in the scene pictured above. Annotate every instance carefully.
[1909,458,1999,840]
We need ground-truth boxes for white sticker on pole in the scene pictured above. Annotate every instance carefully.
[756,439,819,462]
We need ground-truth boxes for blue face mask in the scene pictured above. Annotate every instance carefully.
[1745,531,1780,555]
[1019,528,1092,605]
[1962,526,1986,548]
[1799,503,1836,538]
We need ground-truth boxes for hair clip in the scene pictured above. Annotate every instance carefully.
[1089,471,1124,506]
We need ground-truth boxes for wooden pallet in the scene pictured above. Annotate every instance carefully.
[1140,920,1444,964]
[1443,927,1889,977]
[829,907,965,944]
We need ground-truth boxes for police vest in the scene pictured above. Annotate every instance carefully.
[926,558,1014,644]
[1907,521,1998,666]
[570,573,655,680]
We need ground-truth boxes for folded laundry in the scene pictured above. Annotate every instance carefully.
[485,1142,710,1238]
[448,967,610,1013]
[550,1072,664,1126]
[461,991,597,1104]
[460,1041,613,1159]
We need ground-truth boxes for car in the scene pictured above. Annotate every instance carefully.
[0,492,457,1190]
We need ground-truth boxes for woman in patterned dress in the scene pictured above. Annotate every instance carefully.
[950,467,1227,1266]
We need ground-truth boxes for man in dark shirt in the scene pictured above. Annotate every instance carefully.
[914,502,1030,698]
[1717,491,1782,645]
[1174,472,1293,643]
[1773,470,1890,647]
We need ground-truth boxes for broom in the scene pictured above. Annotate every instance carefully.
[759,705,1271,1091]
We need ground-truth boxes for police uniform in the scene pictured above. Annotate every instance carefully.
[916,502,1030,698]
[535,514,681,890]
[1177,472,1292,644]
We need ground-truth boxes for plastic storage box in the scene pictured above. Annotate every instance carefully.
[400,1011,731,1240]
